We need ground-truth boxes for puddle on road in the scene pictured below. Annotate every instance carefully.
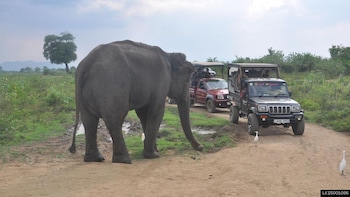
[76,122,132,136]
[192,128,217,135]
[76,124,85,135]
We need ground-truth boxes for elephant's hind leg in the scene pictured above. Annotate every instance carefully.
[104,114,132,164]
[81,111,105,162]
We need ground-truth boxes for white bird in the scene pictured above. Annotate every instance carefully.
[340,150,346,175]
[254,131,259,146]
[141,133,145,142]
[106,136,112,143]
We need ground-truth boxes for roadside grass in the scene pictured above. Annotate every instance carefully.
[0,74,75,146]
[284,72,350,132]
[123,106,234,160]
[2,70,350,163]
[0,73,234,162]
[0,107,234,163]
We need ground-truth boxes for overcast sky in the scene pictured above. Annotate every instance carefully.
[1,0,350,66]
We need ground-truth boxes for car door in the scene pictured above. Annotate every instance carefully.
[196,81,207,104]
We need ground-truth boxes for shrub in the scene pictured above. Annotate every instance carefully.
[46,87,62,106]
[0,74,75,145]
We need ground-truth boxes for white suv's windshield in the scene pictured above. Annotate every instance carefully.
[248,82,289,97]
[206,80,228,90]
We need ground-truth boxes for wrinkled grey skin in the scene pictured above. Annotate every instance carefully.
[69,40,203,164]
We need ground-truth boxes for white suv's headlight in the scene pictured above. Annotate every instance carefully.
[217,94,225,99]
[291,105,301,112]
[258,105,268,112]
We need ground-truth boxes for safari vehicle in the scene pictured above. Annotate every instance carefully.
[228,63,280,93]
[191,61,224,79]
[227,63,305,135]
[189,62,231,113]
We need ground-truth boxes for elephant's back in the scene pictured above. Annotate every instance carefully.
[78,40,170,73]
[76,40,172,102]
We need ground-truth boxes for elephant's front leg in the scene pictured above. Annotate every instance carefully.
[142,105,165,159]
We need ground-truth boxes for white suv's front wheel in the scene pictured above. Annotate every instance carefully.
[248,113,259,135]
[230,106,239,124]
[292,119,305,135]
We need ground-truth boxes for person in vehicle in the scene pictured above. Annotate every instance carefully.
[204,67,211,78]
[262,70,270,78]
[240,81,248,107]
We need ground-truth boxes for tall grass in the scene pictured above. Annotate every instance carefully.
[0,74,75,145]
[284,72,350,132]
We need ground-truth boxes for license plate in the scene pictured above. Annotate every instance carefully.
[273,119,290,124]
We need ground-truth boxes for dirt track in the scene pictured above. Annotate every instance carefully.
[0,106,349,197]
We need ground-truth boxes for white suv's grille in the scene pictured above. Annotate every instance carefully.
[269,105,291,114]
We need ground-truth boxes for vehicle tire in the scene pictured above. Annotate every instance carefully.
[206,99,216,113]
[190,99,195,107]
[292,119,305,135]
[247,113,259,135]
[230,106,239,124]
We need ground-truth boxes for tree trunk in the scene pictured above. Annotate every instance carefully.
[65,62,70,73]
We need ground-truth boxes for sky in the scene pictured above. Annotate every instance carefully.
[1,0,350,66]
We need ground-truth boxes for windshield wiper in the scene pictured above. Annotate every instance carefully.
[274,93,288,97]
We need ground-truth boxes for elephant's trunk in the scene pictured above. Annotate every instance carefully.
[176,91,204,151]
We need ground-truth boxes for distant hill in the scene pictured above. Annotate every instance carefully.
[0,61,73,71]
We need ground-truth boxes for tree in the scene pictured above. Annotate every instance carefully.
[43,32,77,73]
[329,45,350,60]
[261,48,285,65]
[20,67,33,73]
[207,57,218,62]
[329,45,350,75]
[286,52,320,72]
[232,56,255,63]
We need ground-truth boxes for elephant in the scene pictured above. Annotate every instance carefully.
[69,40,204,164]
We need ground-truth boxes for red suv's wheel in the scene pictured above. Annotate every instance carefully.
[206,99,216,113]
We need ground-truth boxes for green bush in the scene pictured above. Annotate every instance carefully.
[0,116,15,144]
[285,72,350,133]
[0,74,75,145]
[298,98,319,111]
[45,87,74,112]
[46,87,62,106]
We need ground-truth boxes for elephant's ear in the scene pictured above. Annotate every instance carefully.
[169,53,194,74]
[167,53,194,99]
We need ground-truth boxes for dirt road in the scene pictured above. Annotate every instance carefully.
[0,106,349,197]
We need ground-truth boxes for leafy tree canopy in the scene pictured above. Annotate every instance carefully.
[329,45,350,75]
[43,32,77,73]
[329,45,350,60]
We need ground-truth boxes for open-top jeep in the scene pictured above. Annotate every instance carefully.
[227,63,305,135]
[189,62,231,112]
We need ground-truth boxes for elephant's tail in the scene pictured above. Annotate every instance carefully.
[68,71,81,154]
[68,107,79,154]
